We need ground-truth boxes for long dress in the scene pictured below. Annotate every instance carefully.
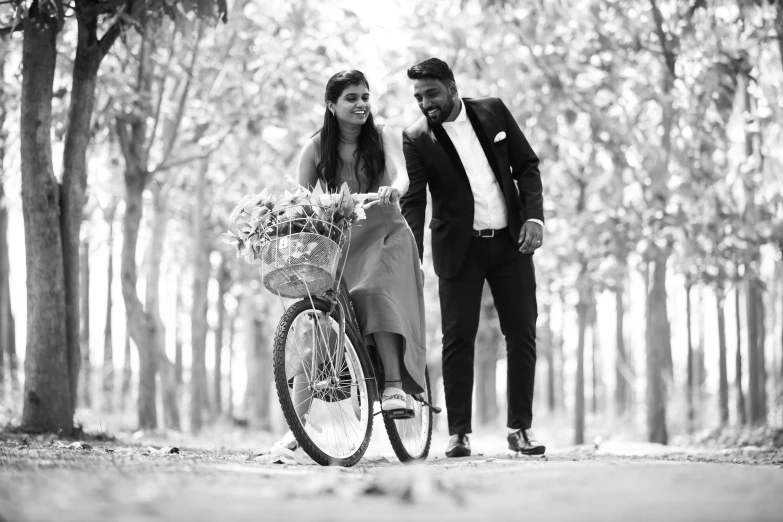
[311,131,427,394]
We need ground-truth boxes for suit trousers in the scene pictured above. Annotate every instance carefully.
[438,231,537,435]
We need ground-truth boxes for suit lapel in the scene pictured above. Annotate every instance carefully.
[430,123,469,183]
[463,100,503,191]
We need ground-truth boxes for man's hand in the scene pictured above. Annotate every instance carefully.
[518,221,543,254]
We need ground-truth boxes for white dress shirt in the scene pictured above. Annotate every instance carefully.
[442,99,543,231]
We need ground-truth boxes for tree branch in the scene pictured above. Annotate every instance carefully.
[0,25,22,36]
[650,0,677,77]
[98,19,123,56]
[158,20,206,167]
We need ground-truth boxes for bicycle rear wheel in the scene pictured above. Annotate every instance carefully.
[383,367,433,462]
[273,298,375,467]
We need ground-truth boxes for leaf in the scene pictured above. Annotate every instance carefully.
[146,446,181,456]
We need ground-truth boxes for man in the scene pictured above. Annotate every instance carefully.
[400,58,545,457]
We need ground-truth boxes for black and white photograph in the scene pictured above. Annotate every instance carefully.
[1,0,783,520]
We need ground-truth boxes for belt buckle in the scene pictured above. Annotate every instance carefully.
[484,229,495,238]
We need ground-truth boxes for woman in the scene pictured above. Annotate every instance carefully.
[271,70,427,458]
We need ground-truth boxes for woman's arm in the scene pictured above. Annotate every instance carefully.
[382,125,409,197]
[297,138,320,191]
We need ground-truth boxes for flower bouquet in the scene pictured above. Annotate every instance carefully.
[222,179,366,298]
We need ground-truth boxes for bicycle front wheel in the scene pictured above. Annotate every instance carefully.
[273,298,375,467]
[384,366,433,462]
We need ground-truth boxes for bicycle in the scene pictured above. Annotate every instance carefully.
[259,192,440,467]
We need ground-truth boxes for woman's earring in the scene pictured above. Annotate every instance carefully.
[329,107,335,117]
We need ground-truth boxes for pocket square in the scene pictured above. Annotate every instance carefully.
[494,131,506,143]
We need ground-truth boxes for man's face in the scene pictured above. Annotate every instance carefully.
[412,78,457,125]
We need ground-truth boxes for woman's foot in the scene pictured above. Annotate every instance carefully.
[270,430,298,459]
[381,386,407,411]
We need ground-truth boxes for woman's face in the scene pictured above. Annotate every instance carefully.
[330,83,371,127]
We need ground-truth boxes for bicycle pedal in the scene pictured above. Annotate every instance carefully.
[383,408,415,420]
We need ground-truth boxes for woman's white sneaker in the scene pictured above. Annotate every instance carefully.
[270,430,298,459]
[381,387,407,411]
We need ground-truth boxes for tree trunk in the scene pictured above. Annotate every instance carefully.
[145,183,180,430]
[696,285,707,414]
[746,273,766,425]
[476,290,499,426]
[556,288,566,411]
[190,160,210,433]
[57,1,122,425]
[686,279,694,433]
[102,203,116,412]
[79,239,91,408]
[0,35,8,401]
[227,312,236,418]
[475,354,498,426]
[614,283,630,417]
[214,255,230,415]
[20,5,74,434]
[716,280,729,426]
[174,275,183,386]
[645,251,669,445]
[544,297,556,414]
[778,246,783,421]
[590,298,602,416]
[121,331,132,412]
[253,318,272,427]
[243,295,270,428]
[735,281,747,425]
[116,23,160,431]
[574,275,589,445]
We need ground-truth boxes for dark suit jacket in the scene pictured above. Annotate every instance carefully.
[400,97,544,279]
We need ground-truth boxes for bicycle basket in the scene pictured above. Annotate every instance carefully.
[260,232,342,298]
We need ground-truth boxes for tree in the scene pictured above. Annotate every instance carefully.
[11,0,226,434]
[190,158,210,432]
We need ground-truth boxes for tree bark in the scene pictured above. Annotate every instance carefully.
[543,295,556,414]
[590,298,602,416]
[190,159,210,433]
[147,183,180,429]
[243,295,270,428]
[213,255,230,415]
[716,280,729,426]
[79,239,91,408]
[614,283,630,417]
[60,0,122,421]
[475,289,499,426]
[116,22,160,430]
[121,331,132,411]
[175,275,183,386]
[227,312,236,418]
[734,279,746,425]
[20,4,74,434]
[696,285,706,411]
[746,273,766,425]
[574,274,589,445]
[645,251,669,445]
[686,279,694,433]
[0,34,8,401]
[102,203,116,412]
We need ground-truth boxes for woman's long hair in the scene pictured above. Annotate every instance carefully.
[317,70,385,193]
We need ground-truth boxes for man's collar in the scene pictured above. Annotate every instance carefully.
[444,98,467,125]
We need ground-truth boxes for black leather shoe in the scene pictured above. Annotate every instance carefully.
[445,434,471,458]
[508,429,546,456]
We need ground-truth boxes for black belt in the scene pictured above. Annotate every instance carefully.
[471,228,506,238]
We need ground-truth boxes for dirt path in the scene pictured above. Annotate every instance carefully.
[2,433,782,522]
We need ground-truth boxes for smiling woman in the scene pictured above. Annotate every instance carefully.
[316,70,386,193]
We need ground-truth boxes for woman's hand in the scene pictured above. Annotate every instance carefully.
[377,186,400,206]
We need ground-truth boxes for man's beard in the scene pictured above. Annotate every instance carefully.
[423,98,455,125]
